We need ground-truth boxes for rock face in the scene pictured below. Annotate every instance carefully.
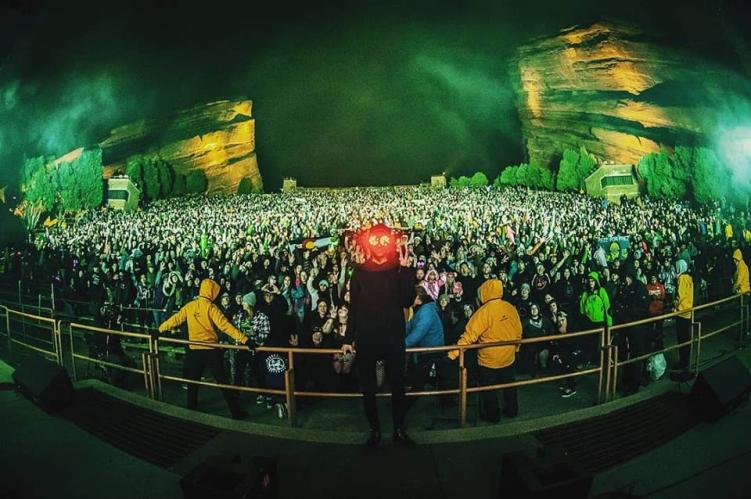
[512,22,721,167]
[99,99,262,194]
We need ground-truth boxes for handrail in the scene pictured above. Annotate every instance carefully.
[2,291,748,429]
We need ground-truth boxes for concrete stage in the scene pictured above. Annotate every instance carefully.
[1,353,750,499]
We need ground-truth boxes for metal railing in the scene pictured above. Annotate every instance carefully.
[0,292,747,430]
[2,305,63,365]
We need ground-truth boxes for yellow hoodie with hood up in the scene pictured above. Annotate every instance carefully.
[159,279,248,350]
[448,279,522,369]
[734,249,750,294]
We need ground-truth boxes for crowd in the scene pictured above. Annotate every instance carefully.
[1,185,749,421]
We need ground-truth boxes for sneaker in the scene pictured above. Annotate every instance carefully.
[392,428,416,448]
[256,395,265,405]
[275,402,287,419]
[364,429,381,449]
[561,388,577,398]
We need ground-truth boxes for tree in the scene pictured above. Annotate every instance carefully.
[575,146,597,189]
[125,156,144,191]
[55,148,103,213]
[237,177,253,194]
[469,172,489,186]
[637,149,687,200]
[157,161,174,198]
[527,163,543,187]
[20,155,57,211]
[516,163,530,187]
[449,176,472,187]
[172,174,187,196]
[499,166,518,185]
[556,148,580,191]
[142,156,161,201]
[186,170,208,193]
[77,148,104,209]
[538,166,555,190]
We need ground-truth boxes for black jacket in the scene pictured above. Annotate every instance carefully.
[346,266,416,348]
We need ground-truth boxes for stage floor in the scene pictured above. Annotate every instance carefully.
[1,352,750,499]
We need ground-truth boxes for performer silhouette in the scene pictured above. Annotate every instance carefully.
[341,224,416,447]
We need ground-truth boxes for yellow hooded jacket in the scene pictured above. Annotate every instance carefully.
[448,279,522,369]
[158,279,247,350]
[676,273,694,320]
[734,249,750,294]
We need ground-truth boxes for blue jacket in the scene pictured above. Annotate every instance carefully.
[405,302,445,348]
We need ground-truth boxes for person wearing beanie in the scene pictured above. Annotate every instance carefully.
[732,249,750,295]
[158,278,251,420]
[673,259,694,371]
[230,292,271,403]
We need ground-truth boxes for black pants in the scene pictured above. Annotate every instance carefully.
[615,326,646,392]
[357,342,407,432]
[478,364,518,419]
[184,348,242,416]
[675,317,692,369]
[232,350,255,387]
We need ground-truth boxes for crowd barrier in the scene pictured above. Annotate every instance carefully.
[0,293,748,429]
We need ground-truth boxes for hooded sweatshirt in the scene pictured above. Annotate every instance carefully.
[733,249,750,294]
[579,272,612,326]
[448,279,522,369]
[675,261,694,320]
[159,278,247,349]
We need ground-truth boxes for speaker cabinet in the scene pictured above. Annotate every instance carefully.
[181,454,277,499]
[498,449,593,499]
[12,356,73,412]
[690,355,751,422]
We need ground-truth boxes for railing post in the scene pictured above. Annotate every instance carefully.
[51,283,56,312]
[141,352,154,400]
[691,307,702,377]
[597,328,606,404]
[603,323,614,402]
[688,308,697,378]
[285,351,296,427]
[458,348,467,428]
[6,307,12,353]
[54,320,63,366]
[739,293,746,346]
[68,323,78,381]
[149,336,163,401]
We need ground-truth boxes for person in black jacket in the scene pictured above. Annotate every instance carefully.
[615,269,649,395]
[341,224,416,448]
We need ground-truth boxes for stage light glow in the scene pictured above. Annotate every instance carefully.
[715,125,751,189]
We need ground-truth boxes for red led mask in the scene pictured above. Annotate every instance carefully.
[354,223,404,271]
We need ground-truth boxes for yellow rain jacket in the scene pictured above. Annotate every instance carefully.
[448,279,522,369]
[159,278,248,350]
[676,273,694,320]
[733,249,750,294]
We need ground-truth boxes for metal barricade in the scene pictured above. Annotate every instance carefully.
[153,325,606,428]
[607,294,744,400]
[0,292,749,430]
[3,305,62,364]
[66,322,155,399]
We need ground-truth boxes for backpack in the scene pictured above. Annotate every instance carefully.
[646,353,666,381]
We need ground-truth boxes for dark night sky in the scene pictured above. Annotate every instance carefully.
[0,0,749,193]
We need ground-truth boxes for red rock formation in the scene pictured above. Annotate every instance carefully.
[99,99,262,194]
[512,21,717,167]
